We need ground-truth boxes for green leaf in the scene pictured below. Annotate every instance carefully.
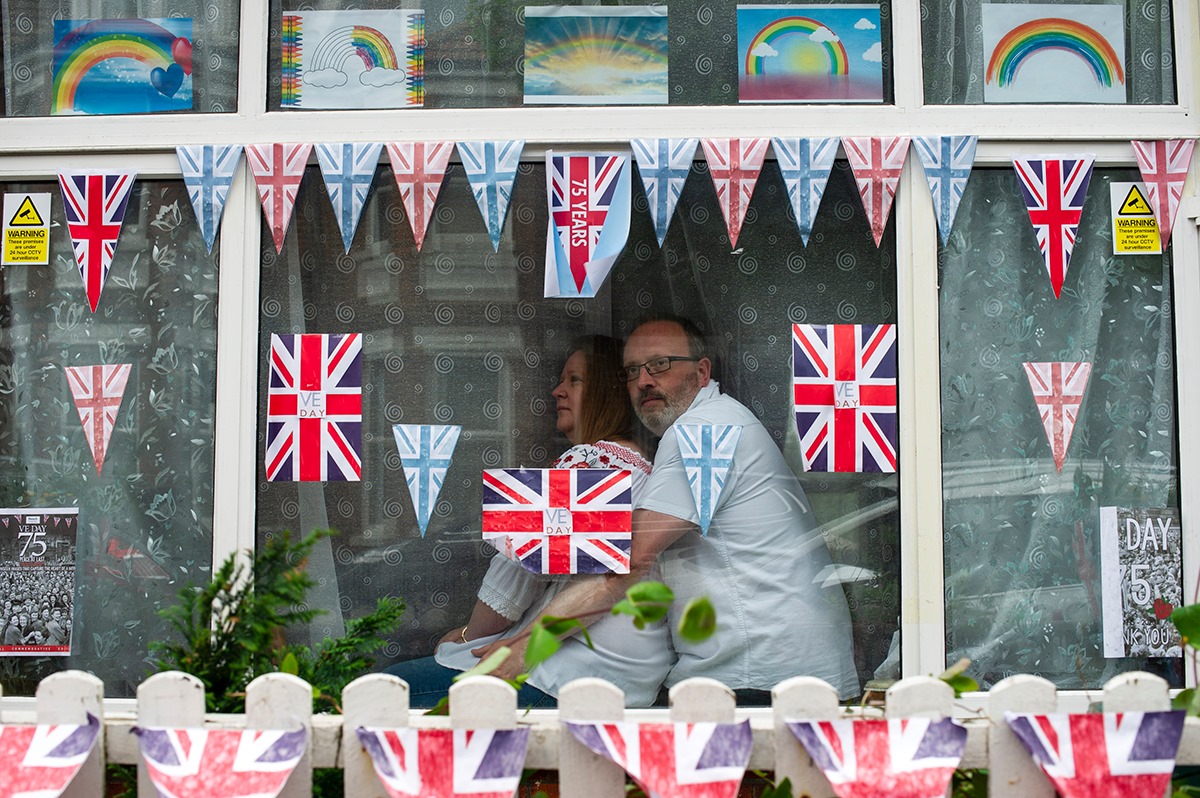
[677,596,717,643]
[626,581,674,605]
[612,581,675,628]
[1171,688,1195,712]
[942,673,979,697]
[525,624,561,671]
[1171,604,1200,646]
[279,651,299,676]
[761,777,793,798]
[454,646,512,680]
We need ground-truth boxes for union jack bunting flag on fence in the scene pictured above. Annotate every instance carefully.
[355,727,530,798]
[57,171,137,313]
[316,142,384,253]
[1012,155,1095,298]
[772,137,839,247]
[700,138,769,249]
[458,140,524,251]
[0,714,99,798]
[386,142,454,251]
[135,726,307,798]
[481,467,632,574]
[912,136,977,245]
[631,138,698,246]
[842,137,910,247]
[565,721,752,798]
[1131,139,1196,249]
[393,424,461,537]
[1005,711,1185,798]
[545,152,630,297]
[65,363,131,475]
[787,717,967,798]
[674,424,741,535]
[266,333,363,482]
[245,143,312,254]
[793,323,898,473]
[176,145,243,253]
[1023,361,1091,473]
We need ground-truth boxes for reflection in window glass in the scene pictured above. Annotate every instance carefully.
[940,167,1181,688]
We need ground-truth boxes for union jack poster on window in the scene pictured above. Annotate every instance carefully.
[1131,139,1195,249]
[1006,711,1185,798]
[57,171,136,313]
[565,721,752,798]
[135,726,307,798]
[793,323,897,473]
[65,363,131,475]
[0,714,99,798]
[1012,155,1095,299]
[386,142,454,251]
[1023,361,1091,473]
[544,151,631,298]
[355,727,530,798]
[674,424,741,535]
[842,137,909,247]
[787,717,967,798]
[266,333,363,482]
[700,138,769,249]
[481,467,632,575]
[245,143,312,254]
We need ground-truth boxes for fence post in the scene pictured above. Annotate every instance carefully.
[1103,671,1170,712]
[342,674,409,798]
[772,677,839,798]
[558,678,625,798]
[37,670,104,798]
[449,675,517,728]
[669,677,736,722]
[246,672,314,798]
[884,675,953,718]
[136,671,206,798]
[987,674,1056,798]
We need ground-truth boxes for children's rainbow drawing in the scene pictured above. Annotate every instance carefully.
[407,13,425,105]
[744,17,849,77]
[986,18,1124,88]
[282,15,302,106]
[52,18,193,115]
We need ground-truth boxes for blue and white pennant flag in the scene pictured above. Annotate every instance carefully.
[674,424,742,535]
[772,137,839,247]
[913,136,977,245]
[630,138,697,246]
[457,140,524,251]
[393,424,461,537]
[316,142,384,252]
[176,145,243,253]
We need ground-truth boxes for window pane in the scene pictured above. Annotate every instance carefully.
[939,167,1181,688]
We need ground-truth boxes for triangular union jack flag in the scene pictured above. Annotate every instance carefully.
[566,721,751,798]
[392,423,461,537]
[912,136,977,245]
[316,142,384,253]
[544,151,631,298]
[481,468,632,575]
[674,424,741,535]
[787,717,967,798]
[386,142,454,251]
[0,714,100,798]
[266,333,363,482]
[700,138,769,249]
[772,137,840,247]
[135,726,307,798]
[176,144,243,253]
[457,140,524,252]
[793,324,897,473]
[630,138,697,246]
[1012,155,1094,299]
[842,137,910,247]
[1023,361,1091,473]
[246,143,312,254]
[65,363,132,475]
[355,727,530,798]
[57,171,136,313]
[1131,139,1196,249]
[1005,711,1185,798]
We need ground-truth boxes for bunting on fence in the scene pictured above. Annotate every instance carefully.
[1006,711,1185,798]
[356,727,530,798]
[772,137,839,247]
[1023,361,1091,473]
[544,151,631,298]
[386,142,454,251]
[135,726,307,798]
[245,143,312,254]
[700,138,769,249]
[176,145,243,253]
[674,424,741,535]
[793,323,898,473]
[787,718,967,798]
[566,721,752,798]
[316,142,384,252]
[57,171,137,313]
[630,138,697,246]
[1012,155,1094,298]
[392,424,461,537]
[1131,139,1195,249]
[0,714,100,798]
[842,137,909,247]
[266,333,363,482]
[457,140,524,251]
[65,363,131,475]
[481,467,632,575]
[912,136,977,245]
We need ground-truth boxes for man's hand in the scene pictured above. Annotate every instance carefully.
[472,633,530,681]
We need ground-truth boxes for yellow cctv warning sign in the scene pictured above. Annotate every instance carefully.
[1110,182,1161,255]
[9,196,44,227]
[2,193,51,265]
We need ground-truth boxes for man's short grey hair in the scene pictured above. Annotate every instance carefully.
[631,314,710,360]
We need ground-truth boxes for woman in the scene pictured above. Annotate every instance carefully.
[388,335,673,707]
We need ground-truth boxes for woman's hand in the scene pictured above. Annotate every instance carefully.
[472,632,531,681]
[437,625,466,647]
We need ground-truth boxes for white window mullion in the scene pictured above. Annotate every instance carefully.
[890,0,925,112]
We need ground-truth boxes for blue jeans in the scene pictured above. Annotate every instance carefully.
[382,655,557,708]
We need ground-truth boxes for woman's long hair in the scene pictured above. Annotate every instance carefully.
[571,335,636,446]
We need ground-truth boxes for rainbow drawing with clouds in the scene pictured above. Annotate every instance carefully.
[986,17,1124,88]
[744,17,849,77]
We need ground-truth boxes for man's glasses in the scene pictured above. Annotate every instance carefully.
[620,356,699,382]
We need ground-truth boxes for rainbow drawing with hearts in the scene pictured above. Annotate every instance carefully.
[52,18,193,115]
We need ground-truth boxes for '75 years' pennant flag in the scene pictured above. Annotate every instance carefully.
[316,142,384,253]
[631,138,697,246]
[1006,711,1185,798]
[266,333,363,482]
[787,718,967,798]
[772,137,839,247]
[913,136,977,245]
[1013,155,1094,298]
[356,727,529,798]
[393,424,461,537]
[1131,139,1195,249]
[566,721,751,798]
[246,143,312,254]
[842,137,910,247]
[674,424,741,535]
[135,726,307,798]
[701,138,769,249]
[0,714,100,798]
[58,171,137,313]
[386,142,454,251]
[1023,361,1091,473]
[482,467,632,575]
[65,363,132,475]
[177,145,243,253]
[458,140,524,251]
[793,323,898,473]
[544,151,631,298]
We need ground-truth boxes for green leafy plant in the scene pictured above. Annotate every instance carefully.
[938,657,979,697]
[1170,604,1200,715]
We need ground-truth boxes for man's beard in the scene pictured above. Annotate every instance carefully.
[634,374,699,436]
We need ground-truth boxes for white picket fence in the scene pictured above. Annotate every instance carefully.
[10,669,1200,798]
